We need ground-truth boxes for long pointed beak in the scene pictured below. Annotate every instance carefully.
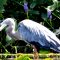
[0,23,7,31]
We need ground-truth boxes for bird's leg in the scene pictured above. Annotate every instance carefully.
[31,45,39,60]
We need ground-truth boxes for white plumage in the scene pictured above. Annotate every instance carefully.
[0,18,60,52]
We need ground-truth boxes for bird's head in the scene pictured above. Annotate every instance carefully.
[0,18,16,31]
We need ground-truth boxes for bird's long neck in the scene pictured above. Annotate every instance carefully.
[6,25,21,40]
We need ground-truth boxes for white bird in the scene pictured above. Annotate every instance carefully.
[0,18,60,53]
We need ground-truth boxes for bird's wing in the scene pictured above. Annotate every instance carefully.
[18,20,60,52]
[18,20,51,46]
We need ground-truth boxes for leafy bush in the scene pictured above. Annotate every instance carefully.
[14,55,32,60]
[0,0,60,53]
[44,58,53,60]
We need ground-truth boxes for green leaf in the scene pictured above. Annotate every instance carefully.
[39,48,51,54]
[36,0,47,5]
[0,13,4,18]
[0,0,7,5]
[0,0,7,13]
[0,5,5,13]
[57,1,60,8]
[52,10,60,19]
[14,55,31,60]
[44,58,53,60]
[29,10,40,15]
[41,13,47,20]
[47,0,59,11]
[30,1,37,9]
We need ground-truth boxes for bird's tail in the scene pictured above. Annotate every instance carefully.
[50,39,60,53]
[49,34,60,53]
[51,47,60,53]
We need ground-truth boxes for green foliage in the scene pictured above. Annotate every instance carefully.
[0,0,60,54]
[30,1,37,9]
[44,58,53,60]
[39,48,51,54]
[14,55,32,60]
[0,0,7,19]
[0,0,7,13]
[47,0,59,11]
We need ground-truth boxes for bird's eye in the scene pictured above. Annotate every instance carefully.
[7,25,9,27]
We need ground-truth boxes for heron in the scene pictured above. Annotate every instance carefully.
[0,18,60,59]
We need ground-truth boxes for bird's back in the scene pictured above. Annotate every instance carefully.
[18,19,57,41]
[18,19,60,52]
